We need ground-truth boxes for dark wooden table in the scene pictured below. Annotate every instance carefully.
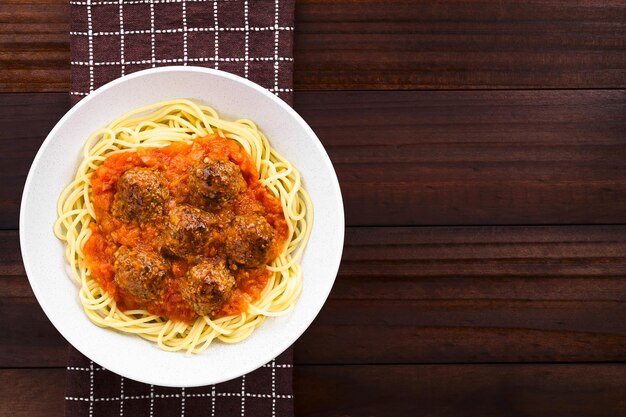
[2,1,626,416]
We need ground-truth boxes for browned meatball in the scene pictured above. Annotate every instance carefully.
[225,215,276,268]
[180,260,236,315]
[113,246,169,301]
[161,205,218,257]
[111,167,169,223]
[187,158,245,211]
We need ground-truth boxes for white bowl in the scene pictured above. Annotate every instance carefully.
[19,66,344,387]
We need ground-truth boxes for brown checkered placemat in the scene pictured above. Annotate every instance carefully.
[66,348,295,416]
[70,0,293,102]
[66,1,295,416]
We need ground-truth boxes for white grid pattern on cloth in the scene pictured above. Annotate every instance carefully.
[69,1,294,413]
[70,86,294,95]
[244,0,249,78]
[67,363,293,371]
[72,0,244,4]
[71,26,294,35]
[181,386,186,416]
[149,0,156,67]
[66,393,296,401]
[271,359,277,417]
[182,0,188,65]
[71,57,293,64]
[89,360,95,417]
[120,376,125,416]
[213,0,220,70]
[72,0,294,99]
[86,0,95,92]
[273,0,279,92]
[211,382,217,416]
[65,360,294,400]
[150,383,155,416]
[118,0,125,76]
[240,373,246,416]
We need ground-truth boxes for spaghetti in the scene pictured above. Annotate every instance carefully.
[54,99,312,353]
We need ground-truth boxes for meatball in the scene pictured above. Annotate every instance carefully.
[111,168,169,223]
[161,204,218,257]
[180,260,236,315]
[113,246,169,301]
[225,215,276,268]
[187,158,245,211]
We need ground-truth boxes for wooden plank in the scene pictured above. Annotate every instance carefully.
[0,0,70,92]
[0,369,65,417]
[294,0,626,90]
[2,0,625,92]
[1,294,68,367]
[4,226,626,367]
[298,299,626,364]
[302,89,626,225]
[2,365,625,417]
[0,93,69,228]
[294,364,626,417]
[6,290,624,367]
[2,90,626,227]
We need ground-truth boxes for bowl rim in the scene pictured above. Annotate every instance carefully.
[19,66,344,386]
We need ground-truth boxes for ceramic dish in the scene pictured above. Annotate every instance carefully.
[20,66,344,387]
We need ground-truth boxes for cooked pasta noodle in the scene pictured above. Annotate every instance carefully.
[54,99,312,353]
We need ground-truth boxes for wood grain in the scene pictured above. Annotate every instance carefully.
[0,93,69,228]
[0,0,70,92]
[1,0,625,415]
[298,90,626,226]
[2,0,625,92]
[2,90,625,228]
[4,226,626,367]
[0,369,65,417]
[295,364,626,417]
[2,365,625,417]
[294,0,626,90]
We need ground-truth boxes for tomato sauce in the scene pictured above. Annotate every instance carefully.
[84,135,288,323]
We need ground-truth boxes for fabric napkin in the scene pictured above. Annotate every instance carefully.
[66,1,295,416]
